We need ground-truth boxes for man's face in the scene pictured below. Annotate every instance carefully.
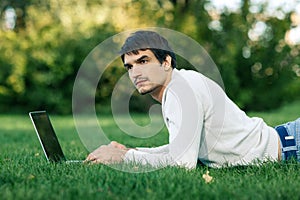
[123,50,170,95]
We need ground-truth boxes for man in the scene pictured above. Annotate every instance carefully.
[85,30,299,168]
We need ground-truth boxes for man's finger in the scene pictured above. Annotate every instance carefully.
[110,141,126,150]
[85,153,96,162]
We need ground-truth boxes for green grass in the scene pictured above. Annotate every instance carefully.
[1,101,300,200]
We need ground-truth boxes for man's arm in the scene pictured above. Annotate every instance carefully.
[84,142,169,164]
[135,144,169,153]
[123,130,202,169]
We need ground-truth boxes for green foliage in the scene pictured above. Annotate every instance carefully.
[0,1,116,113]
[0,0,299,113]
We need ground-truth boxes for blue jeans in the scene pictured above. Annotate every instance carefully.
[276,118,300,161]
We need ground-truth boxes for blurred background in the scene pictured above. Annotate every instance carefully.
[0,0,299,114]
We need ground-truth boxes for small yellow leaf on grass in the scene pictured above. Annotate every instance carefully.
[27,174,35,180]
[133,166,139,171]
[202,170,213,183]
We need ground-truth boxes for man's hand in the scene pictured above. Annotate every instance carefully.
[85,141,129,164]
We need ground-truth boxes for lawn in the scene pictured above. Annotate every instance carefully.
[1,101,300,200]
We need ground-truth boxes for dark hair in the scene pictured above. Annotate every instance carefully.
[120,31,176,68]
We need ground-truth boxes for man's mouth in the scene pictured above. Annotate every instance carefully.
[134,79,148,87]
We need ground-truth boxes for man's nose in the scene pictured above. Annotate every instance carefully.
[131,65,142,78]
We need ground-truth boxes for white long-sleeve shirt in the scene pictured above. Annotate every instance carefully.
[124,69,278,168]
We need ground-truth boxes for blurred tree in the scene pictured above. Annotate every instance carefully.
[0,0,299,113]
[168,0,300,110]
[0,0,116,113]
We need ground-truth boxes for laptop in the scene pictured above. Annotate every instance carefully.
[29,111,83,163]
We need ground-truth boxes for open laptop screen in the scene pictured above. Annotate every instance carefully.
[29,111,66,162]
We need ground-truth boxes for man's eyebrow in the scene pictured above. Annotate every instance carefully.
[136,55,150,62]
[124,55,150,68]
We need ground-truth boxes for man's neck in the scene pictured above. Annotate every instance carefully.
[151,85,166,103]
[150,69,173,103]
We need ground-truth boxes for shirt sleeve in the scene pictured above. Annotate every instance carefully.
[124,147,175,167]
[135,144,169,153]
[124,74,204,169]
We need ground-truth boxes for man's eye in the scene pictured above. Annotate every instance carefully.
[125,65,132,70]
[139,59,148,64]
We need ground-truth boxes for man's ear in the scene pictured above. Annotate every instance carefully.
[163,55,172,71]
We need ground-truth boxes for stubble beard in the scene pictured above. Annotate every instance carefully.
[138,84,160,95]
